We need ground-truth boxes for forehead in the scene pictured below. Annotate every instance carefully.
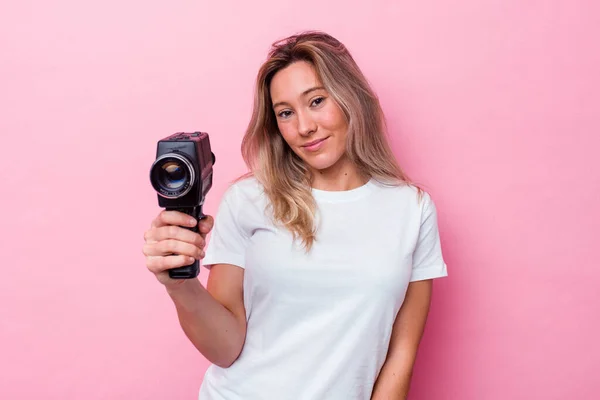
[270,61,322,101]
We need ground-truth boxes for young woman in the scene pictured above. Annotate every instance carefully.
[143,31,448,399]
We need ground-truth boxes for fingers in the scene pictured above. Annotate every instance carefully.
[143,239,204,259]
[144,211,215,281]
[151,210,198,229]
[145,225,205,248]
[146,255,196,275]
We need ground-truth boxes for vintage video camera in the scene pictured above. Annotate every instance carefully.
[149,131,216,279]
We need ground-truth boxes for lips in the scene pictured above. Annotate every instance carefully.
[302,137,328,147]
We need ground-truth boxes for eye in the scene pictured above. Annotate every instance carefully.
[277,110,292,119]
[311,97,325,107]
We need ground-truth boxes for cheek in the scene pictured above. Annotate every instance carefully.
[319,112,347,151]
[276,123,295,144]
[279,128,305,154]
[319,105,347,132]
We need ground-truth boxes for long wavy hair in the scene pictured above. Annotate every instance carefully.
[238,30,423,250]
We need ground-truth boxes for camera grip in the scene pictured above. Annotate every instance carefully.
[166,206,206,279]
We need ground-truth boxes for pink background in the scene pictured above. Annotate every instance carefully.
[1,1,598,399]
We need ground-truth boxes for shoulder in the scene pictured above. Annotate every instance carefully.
[221,175,265,202]
[214,175,273,232]
[215,175,269,221]
[372,179,433,207]
[370,179,439,225]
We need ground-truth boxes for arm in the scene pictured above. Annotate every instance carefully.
[371,279,433,400]
[144,178,253,368]
[167,263,247,368]
[168,184,252,368]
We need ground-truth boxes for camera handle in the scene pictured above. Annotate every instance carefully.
[165,205,206,279]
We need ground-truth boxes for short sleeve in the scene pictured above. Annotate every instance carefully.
[410,192,448,282]
[202,184,249,270]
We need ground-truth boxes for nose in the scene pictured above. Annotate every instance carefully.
[297,110,317,137]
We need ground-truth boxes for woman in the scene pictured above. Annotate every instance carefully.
[143,31,448,399]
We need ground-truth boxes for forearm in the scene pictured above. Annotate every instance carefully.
[371,280,433,399]
[166,279,245,368]
[371,350,416,399]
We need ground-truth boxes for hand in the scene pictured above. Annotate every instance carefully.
[142,210,214,287]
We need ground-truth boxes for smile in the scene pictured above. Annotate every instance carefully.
[302,137,329,152]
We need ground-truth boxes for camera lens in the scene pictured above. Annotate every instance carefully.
[159,161,186,189]
[150,153,196,198]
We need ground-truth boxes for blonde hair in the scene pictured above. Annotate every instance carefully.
[238,30,423,250]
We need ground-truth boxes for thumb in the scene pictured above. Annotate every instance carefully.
[198,215,214,235]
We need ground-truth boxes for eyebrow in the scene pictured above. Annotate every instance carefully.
[272,86,325,109]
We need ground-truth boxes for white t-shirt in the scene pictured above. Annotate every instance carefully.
[198,176,447,400]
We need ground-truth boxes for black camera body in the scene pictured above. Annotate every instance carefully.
[149,131,216,279]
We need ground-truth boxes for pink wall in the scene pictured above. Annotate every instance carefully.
[1,1,598,399]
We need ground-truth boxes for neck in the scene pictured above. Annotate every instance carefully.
[309,156,369,191]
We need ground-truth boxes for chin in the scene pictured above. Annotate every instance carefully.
[302,153,343,172]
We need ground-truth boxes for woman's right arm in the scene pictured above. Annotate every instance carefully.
[166,264,246,368]
[143,210,247,368]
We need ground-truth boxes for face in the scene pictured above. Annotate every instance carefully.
[269,61,349,173]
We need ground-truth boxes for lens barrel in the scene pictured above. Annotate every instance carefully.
[150,153,195,198]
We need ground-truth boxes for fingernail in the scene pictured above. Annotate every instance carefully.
[189,218,197,226]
